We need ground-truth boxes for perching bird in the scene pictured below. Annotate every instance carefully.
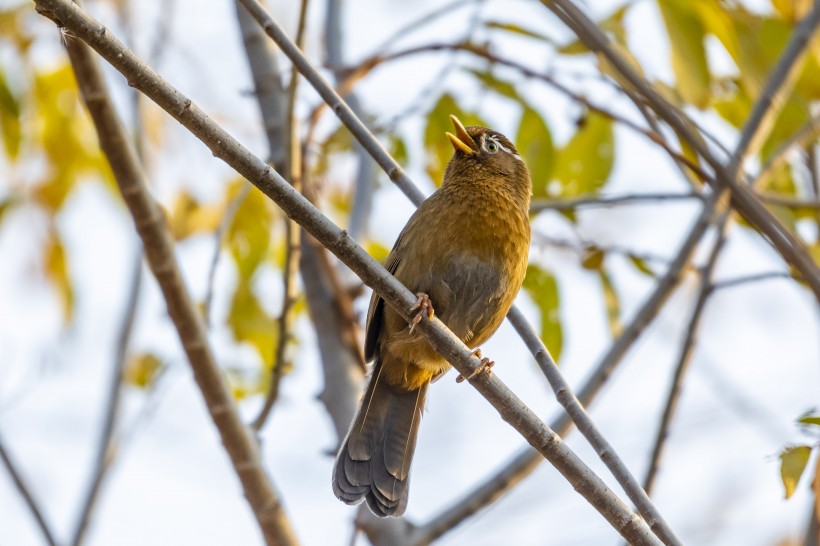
[332,115,532,517]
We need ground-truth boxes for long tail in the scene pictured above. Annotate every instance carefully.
[332,355,427,517]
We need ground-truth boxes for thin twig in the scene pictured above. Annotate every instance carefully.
[756,192,820,210]
[250,0,309,432]
[70,251,142,546]
[41,3,663,541]
[203,183,250,326]
[0,433,59,546]
[530,192,702,212]
[533,233,672,268]
[710,270,799,292]
[50,9,299,545]
[642,213,731,496]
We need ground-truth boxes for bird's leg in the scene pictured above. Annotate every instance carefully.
[456,348,495,383]
[408,292,434,333]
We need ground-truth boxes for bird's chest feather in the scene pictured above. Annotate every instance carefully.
[396,188,530,343]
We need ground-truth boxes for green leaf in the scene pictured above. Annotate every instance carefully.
[552,113,615,197]
[387,133,408,166]
[423,94,485,186]
[466,69,521,102]
[315,123,354,175]
[560,5,629,54]
[227,183,274,281]
[228,280,277,361]
[780,445,812,499]
[516,107,554,198]
[0,69,21,158]
[628,255,656,277]
[522,265,563,362]
[484,21,556,43]
[580,246,605,270]
[599,269,622,337]
[798,414,820,427]
[657,0,711,108]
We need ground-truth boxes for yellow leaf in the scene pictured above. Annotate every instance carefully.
[781,445,812,499]
[168,190,225,240]
[228,281,277,361]
[227,182,274,281]
[657,0,711,108]
[124,353,164,389]
[44,232,73,323]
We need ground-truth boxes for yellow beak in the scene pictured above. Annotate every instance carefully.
[445,115,478,155]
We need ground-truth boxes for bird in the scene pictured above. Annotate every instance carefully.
[332,115,532,517]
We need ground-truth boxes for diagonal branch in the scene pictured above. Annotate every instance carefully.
[250,0,310,432]
[35,3,664,542]
[70,250,142,546]
[643,213,731,496]
[0,433,58,546]
[54,15,299,546]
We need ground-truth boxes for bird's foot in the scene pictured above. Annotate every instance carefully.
[408,292,434,333]
[456,349,495,383]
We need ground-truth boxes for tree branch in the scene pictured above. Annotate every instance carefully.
[530,192,703,212]
[52,14,299,546]
[36,3,664,542]
[0,433,58,546]
[642,213,731,495]
[250,0,309,432]
[70,250,142,546]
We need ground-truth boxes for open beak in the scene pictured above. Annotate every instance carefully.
[446,114,478,155]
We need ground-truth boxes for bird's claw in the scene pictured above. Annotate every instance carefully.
[456,350,495,383]
[408,292,434,333]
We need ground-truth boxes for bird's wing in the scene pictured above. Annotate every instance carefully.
[364,232,405,362]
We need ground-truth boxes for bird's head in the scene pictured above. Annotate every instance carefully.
[444,115,531,201]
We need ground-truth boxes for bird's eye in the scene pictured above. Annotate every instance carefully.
[485,139,499,154]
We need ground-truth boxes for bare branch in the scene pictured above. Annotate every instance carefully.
[203,183,250,326]
[70,251,142,546]
[0,434,58,546]
[530,192,703,212]
[642,213,731,495]
[250,0,309,432]
[711,270,800,292]
[51,11,299,546]
[38,3,664,542]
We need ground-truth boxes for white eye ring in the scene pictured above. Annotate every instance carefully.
[483,136,499,154]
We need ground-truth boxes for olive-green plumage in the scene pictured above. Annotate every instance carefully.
[332,115,532,517]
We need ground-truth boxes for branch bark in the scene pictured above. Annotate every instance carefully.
[35,2,664,542]
[70,250,142,546]
[0,433,58,546]
[643,213,731,495]
[53,14,299,546]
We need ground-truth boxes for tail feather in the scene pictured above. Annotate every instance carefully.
[332,356,427,517]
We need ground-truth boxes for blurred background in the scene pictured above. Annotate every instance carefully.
[0,0,818,544]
